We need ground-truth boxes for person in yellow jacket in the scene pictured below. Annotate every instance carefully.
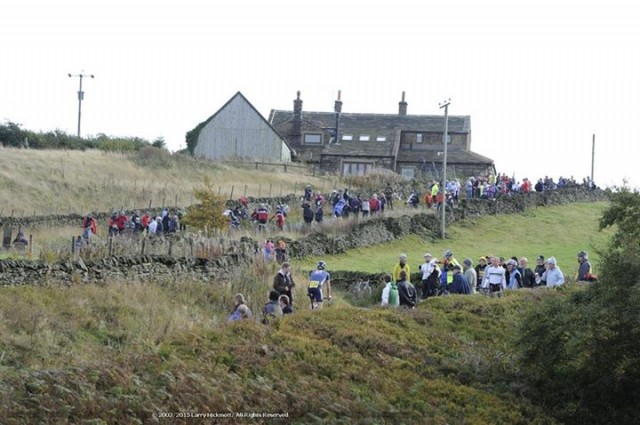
[441,249,461,284]
[392,253,411,282]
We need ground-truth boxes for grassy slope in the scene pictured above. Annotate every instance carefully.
[0,147,336,215]
[0,279,558,424]
[297,202,611,278]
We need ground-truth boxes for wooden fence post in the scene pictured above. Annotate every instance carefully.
[108,236,113,256]
[141,238,146,255]
[71,237,75,255]
[229,185,235,200]
[244,185,247,197]
[29,235,33,258]
[269,184,272,197]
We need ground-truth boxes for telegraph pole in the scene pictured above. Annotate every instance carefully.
[439,99,451,239]
[68,72,94,138]
[591,134,595,185]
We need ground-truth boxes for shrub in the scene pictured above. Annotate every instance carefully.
[517,187,640,424]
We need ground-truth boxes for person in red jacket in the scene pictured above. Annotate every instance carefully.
[82,213,97,238]
[369,193,380,214]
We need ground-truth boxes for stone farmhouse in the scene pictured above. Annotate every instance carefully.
[192,90,494,179]
[269,91,495,178]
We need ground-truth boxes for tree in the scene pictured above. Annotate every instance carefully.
[185,120,206,155]
[152,137,166,149]
[181,176,228,236]
[517,187,640,424]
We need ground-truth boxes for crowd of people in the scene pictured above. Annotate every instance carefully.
[380,249,595,308]
[227,248,595,324]
[227,260,332,324]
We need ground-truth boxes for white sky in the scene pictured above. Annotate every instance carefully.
[2,0,639,187]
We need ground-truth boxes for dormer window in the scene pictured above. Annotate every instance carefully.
[359,135,370,141]
[376,136,387,142]
[342,134,353,141]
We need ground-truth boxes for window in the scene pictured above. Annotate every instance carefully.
[342,134,353,141]
[416,133,423,143]
[376,136,387,142]
[304,133,322,144]
[342,162,372,176]
[401,167,415,180]
[359,135,370,141]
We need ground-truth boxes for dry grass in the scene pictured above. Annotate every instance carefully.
[0,147,337,215]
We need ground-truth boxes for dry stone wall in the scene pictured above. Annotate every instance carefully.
[0,188,608,286]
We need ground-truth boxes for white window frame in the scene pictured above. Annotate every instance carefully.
[342,162,372,176]
[376,136,387,142]
[416,133,423,143]
[359,135,370,142]
[303,133,323,144]
[342,134,353,141]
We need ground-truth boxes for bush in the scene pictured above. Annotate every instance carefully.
[517,187,640,424]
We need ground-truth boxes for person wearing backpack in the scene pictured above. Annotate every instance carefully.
[387,281,400,307]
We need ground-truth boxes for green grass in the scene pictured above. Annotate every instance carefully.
[297,202,611,277]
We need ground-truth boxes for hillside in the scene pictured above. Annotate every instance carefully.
[0,197,615,423]
[0,278,559,424]
[0,147,334,216]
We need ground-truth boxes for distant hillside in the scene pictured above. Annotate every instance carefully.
[0,147,334,216]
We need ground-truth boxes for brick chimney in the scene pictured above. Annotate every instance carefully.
[399,91,408,116]
[292,91,302,137]
[334,90,342,113]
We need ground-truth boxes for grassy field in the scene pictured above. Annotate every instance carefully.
[0,147,339,215]
[297,202,612,278]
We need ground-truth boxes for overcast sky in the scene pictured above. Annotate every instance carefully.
[2,0,639,187]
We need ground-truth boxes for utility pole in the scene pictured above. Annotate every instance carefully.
[439,98,451,239]
[591,134,595,185]
[68,72,94,138]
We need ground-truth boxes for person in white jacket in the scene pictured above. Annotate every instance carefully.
[482,256,507,297]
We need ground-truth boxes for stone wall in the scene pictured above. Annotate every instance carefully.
[0,251,254,286]
[0,195,300,229]
[0,188,608,286]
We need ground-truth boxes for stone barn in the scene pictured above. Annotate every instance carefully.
[194,92,293,162]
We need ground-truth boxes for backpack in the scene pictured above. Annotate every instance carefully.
[257,210,268,224]
[388,283,399,306]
